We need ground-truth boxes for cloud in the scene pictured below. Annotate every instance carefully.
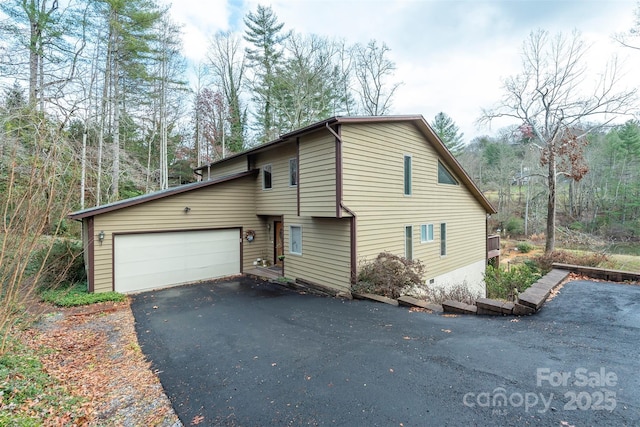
[160,0,231,63]
[163,0,640,138]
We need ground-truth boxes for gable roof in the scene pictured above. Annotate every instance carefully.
[195,115,497,214]
[68,169,259,220]
[70,116,495,220]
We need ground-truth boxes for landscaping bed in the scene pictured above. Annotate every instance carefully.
[2,300,179,426]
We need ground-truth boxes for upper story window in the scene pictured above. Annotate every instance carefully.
[404,155,412,195]
[438,161,458,185]
[262,164,272,190]
[289,158,298,187]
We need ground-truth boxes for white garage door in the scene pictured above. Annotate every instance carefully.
[114,229,240,293]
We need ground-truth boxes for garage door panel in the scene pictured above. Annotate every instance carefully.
[114,229,240,293]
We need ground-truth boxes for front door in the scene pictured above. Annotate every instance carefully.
[274,221,284,267]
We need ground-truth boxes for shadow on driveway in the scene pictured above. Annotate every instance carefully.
[131,276,640,426]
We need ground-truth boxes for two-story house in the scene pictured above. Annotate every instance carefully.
[69,115,497,295]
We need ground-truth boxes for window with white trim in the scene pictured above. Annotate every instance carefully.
[440,223,447,256]
[404,155,412,195]
[290,225,302,255]
[289,158,298,186]
[405,225,413,260]
[420,224,434,243]
[262,164,272,189]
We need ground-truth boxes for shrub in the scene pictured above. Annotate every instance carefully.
[533,250,608,275]
[423,282,480,305]
[50,218,69,236]
[505,217,524,236]
[354,252,425,299]
[485,263,541,300]
[568,221,584,231]
[516,242,534,253]
[30,239,86,290]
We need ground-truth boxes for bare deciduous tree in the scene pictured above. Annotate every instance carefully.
[207,31,247,153]
[481,29,637,252]
[615,2,640,51]
[0,111,80,353]
[351,40,402,116]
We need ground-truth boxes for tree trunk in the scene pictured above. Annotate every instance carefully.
[80,127,87,209]
[28,0,39,105]
[545,151,557,253]
[524,179,530,237]
[111,65,120,201]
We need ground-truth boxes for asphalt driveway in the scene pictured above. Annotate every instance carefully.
[130,277,640,426]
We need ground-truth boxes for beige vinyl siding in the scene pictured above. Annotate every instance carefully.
[283,216,351,292]
[255,143,297,217]
[299,131,336,217]
[201,157,247,181]
[91,176,263,293]
[341,122,486,281]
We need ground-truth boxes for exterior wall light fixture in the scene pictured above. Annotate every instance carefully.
[184,206,191,213]
[98,230,105,244]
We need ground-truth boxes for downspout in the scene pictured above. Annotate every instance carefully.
[341,202,358,284]
[325,122,358,284]
[296,138,300,217]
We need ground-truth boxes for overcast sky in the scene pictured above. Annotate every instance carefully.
[162,0,640,142]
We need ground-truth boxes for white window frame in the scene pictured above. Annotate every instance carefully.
[403,154,412,196]
[440,223,447,257]
[420,223,434,243]
[289,158,298,187]
[262,164,272,190]
[405,225,413,260]
[289,225,302,255]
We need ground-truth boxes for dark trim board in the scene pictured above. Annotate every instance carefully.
[87,217,95,293]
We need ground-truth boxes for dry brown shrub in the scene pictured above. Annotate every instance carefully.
[534,250,609,274]
[354,252,426,299]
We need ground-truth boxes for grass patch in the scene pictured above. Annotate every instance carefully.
[0,337,87,425]
[602,254,640,272]
[40,283,126,307]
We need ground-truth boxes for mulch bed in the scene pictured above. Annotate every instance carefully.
[22,301,180,426]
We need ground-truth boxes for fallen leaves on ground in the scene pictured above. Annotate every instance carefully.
[191,414,205,425]
[22,301,179,426]
[408,307,432,313]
